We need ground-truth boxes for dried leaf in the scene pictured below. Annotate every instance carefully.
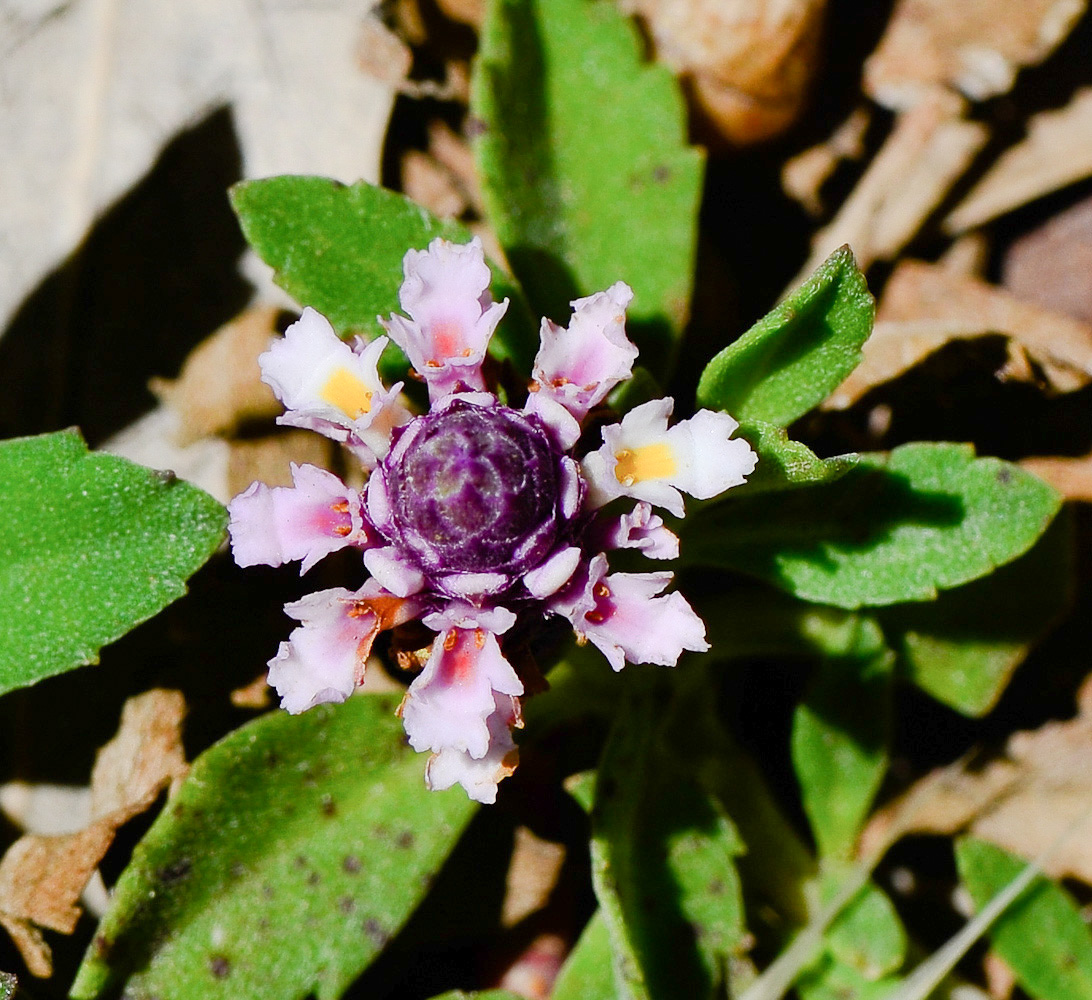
[826,260,1092,409]
[501,827,566,928]
[356,15,414,88]
[401,151,468,220]
[149,306,283,445]
[623,0,828,146]
[945,88,1092,233]
[782,107,871,216]
[0,0,395,333]
[1019,452,1092,501]
[791,90,987,284]
[862,675,1092,886]
[863,0,1086,109]
[0,691,187,976]
[89,690,189,823]
[1002,191,1092,325]
[225,430,335,497]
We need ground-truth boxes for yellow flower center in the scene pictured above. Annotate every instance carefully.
[321,368,373,418]
[613,443,676,486]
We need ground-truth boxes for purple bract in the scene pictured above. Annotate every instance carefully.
[228,236,758,803]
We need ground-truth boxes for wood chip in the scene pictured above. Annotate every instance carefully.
[790,90,987,285]
[945,88,1092,233]
[622,0,828,146]
[863,0,1086,109]
[149,306,282,445]
[0,691,188,977]
[861,674,1092,885]
[825,259,1092,409]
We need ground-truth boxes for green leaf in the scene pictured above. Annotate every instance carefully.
[71,695,477,1000]
[473,0,703,369]
[696,246,874,426]
[792,629,894,860]
[880,509,1074,716]
[428,993,524,1000]
[797,953,901,1000]
[822,875,906,979]
[0,430,225,696]
[957,837,1092,1000]
[552,912,617,1000]
[684,443,1062,609]
[590,684,747,1000]
[732,421,858,496]
[230,176,538,373]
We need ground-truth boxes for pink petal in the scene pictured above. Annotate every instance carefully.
[531,282,637,422]
[552,556,707,670]
[381,237,508,400]
[424,693,522,804]
[593,502,680,560]
[267,583,418,713]
[228,464,369,573]
[400,628,523,760]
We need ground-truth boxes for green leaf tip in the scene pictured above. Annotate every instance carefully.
[473,0,703,373]
[697,245,874,426]
[72,694,476,1000]
[0,429,226,696]
[229,175,537,373]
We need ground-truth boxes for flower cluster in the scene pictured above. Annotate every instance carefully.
[228,238,757,803]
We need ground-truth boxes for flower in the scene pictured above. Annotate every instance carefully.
[228,236,757,803]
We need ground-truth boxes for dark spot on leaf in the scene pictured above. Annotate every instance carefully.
[265,750,281,768]
[294,855,308,869]
[153,468,178,484]
[600,777,616,799]
[320,794,336,817]
[396,831,415,850]
[209,955,231,979]
[363,918,391,947]
[172,803,185,819]
[339,896,356,914]
[259,918,271,932]
[707,879,725,896]
[653,165,671,183]
[343,855,362,874]
[94,934,113,960]
[262,883,275,900]
[156,858,192,884]
[466,116,488,138]
[997,467,1013,484]
[229,862,245,879]
[307,871,321,887]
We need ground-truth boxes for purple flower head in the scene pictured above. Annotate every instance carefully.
[228,236,758,803]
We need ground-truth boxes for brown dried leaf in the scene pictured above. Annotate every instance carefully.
[501,826,567,928]
[89,689,189,823]
[1002,192,1092,325]
[825,259,1092,409]
[781,107,871,216]
[401,150,468,220]
[225,431,336,497]
[428,120,483,214]
[862,675,1092,885]
[435,0,484,27]
[149,306,282,445]
[357,15,415,87]
[623,0,828,146]
[946,88,1092,233]
[0,691,188,976]
[1019,452,1092,501]
[790,90,987,284]
[864,0,1086,109]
